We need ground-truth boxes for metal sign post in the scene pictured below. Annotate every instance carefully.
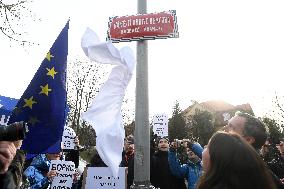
[106,1,179,188]
[130,0,154,188]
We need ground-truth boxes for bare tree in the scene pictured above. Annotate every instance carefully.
[67,58,106,147]
[0,0,35,45]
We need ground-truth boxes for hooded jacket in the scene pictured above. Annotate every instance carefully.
[24,154,51,189]
[168,143,203,189]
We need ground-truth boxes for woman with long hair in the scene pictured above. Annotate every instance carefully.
[197,131,276,189]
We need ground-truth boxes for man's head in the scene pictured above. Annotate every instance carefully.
[227,111,267,150]
[261,140,270,156]
[157,137,169,151]
[277,139,284,154]
[46,152,62,160]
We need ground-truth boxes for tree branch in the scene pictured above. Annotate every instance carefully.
[0,0,35,46]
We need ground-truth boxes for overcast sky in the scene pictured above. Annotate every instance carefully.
[1,0,284,119]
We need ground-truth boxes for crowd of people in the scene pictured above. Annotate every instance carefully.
[122,111,284,189]
[0,111,284,189]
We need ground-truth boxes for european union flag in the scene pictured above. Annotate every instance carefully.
[8,21,69,153]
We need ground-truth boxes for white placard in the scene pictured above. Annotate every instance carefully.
[49,160,75,189]
[62,127,76,150]
[62,139,75,150]
[85,167,126,189]
[153,114,168,137]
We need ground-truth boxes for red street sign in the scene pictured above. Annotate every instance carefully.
[107,10,179,42]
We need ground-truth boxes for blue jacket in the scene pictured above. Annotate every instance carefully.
[168,143,203,189]
[24,154,51,189]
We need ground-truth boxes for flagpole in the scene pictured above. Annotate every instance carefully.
[131,0,154,188]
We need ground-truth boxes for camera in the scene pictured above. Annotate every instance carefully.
[0,122,28,141]
[174,139,190,148]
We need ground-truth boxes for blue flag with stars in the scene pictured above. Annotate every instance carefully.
[0,95,19,125]
[8,21,69,153]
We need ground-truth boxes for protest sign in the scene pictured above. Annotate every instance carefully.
[49,160,75,189]
[153,114,168,137]
[62,127,76,150]
[83,167,126,189]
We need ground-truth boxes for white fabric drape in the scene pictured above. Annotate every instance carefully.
[81,28,135,177]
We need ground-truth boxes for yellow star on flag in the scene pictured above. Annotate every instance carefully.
[46,51,54,62]
[23,96,37,109]
[39,84,52,96]
[46,67,57,79]
[28,116,40,126]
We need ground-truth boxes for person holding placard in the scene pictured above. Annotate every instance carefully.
[24,152,61,189]
[64,136,84,169]
[76,148,107,189]
[62,127,84,169]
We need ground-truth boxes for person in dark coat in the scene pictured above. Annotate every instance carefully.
[120,135,134,189]
[76,149,107,189]
[64,136,84,168]
[261,139,284,180]
[151,137,187,189]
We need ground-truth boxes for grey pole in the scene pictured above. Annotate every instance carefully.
[131,0,154,188]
